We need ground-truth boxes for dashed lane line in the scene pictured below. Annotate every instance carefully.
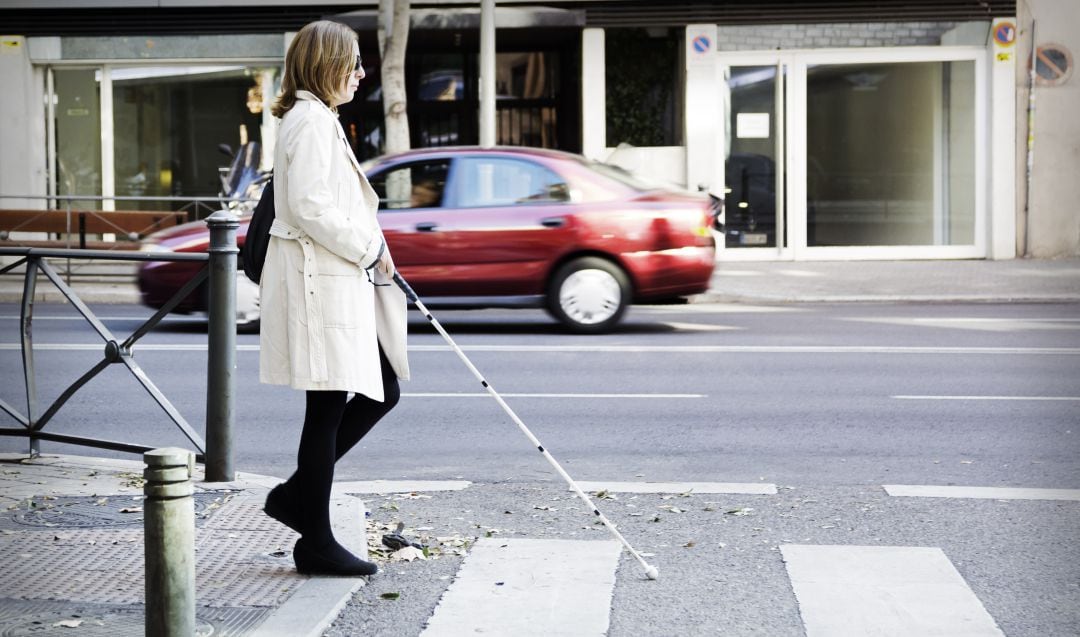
[782,545,1004,637]
[402,392,704,399]
[884,485,1080,501]
[894,394,1080,401]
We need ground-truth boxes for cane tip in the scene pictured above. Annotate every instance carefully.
[644,565,659,580]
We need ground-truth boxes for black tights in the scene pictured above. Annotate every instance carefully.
[292,348,399,545]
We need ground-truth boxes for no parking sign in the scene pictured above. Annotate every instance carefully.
[686,25,715,68]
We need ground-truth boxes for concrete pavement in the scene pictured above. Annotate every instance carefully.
[0,453,373,636]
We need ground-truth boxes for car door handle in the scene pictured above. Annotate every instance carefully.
[415,222,438,232]
[540,217,566,228]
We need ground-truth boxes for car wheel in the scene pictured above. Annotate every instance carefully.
[547,257,630,334]
[236,274,261,334]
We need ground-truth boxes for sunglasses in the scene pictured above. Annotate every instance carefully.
[353,54,363,74]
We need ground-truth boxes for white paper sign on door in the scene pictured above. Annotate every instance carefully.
[736,112,770,139]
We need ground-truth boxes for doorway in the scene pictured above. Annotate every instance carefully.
[717,48,986,260]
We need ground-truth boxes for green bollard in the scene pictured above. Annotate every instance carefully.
[144,447,196,637]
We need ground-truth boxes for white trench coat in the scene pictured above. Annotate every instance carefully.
[259,90,409,400]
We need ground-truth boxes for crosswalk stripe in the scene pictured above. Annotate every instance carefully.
[421,538,621,637]
[781,545,1004,637]
[333,480,471,493]
[575,481,777,495]
[884,485,1080,500]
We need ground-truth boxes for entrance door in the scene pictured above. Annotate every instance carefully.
[717,55,790,259]
[718,48,986,261]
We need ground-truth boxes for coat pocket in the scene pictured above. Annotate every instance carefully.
[313,272,371,329]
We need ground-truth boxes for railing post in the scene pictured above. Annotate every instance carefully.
[20,256,38,457]
[144,447,196,637]
[204,211,238,482]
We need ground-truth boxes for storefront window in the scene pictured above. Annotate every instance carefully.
[110,65,278,210]
[54,69,102,209]
[606,28,681,147]
[806,60,976,247]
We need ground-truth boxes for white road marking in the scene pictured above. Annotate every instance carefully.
[403,392,704,399]
[781,545,1004,637]
[894,395,1080,401]
[575,481,777,495]
[660,321,741,332]
[420,538,621,637]
[884,485,1080,500]
[333,480,471,493]
[635,304,803,314]
[849,316,1080,331]
[2,343,1078,355]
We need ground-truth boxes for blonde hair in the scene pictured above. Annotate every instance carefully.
[272,20,357,118]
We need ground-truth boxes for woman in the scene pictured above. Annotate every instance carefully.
[259,20,409,576]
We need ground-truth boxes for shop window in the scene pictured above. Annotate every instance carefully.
[109,65,278,210]
[805,60,976,247]
[53,69,102,209]
[605,28,681,147]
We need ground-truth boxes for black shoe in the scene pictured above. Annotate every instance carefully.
[264,483,302,533]
[293,537,378,576]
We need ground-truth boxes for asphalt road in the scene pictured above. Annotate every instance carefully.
[1,301,1078,635]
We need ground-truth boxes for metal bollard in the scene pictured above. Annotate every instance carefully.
[144,447,196,637]
[205,211,238,482]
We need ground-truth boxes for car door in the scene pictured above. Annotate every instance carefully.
[369,158,456,291]
[428,155,577,296]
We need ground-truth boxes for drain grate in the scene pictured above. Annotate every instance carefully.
[0,598,269,636]
[0,492,235,530]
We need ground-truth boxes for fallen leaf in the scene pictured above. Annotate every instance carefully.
[725,507,754,516]
[380,592,400,600]
[389,546,426,562]
[119,507,142,514]
[53,619,82,628]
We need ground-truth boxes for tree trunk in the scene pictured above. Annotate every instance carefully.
[379,0,411,156]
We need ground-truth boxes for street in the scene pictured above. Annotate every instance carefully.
[1,300,1078,635]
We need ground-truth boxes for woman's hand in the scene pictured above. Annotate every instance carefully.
[377,251,395,277]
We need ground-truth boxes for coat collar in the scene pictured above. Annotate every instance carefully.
[295,90,334,114]
[293,90,364,174]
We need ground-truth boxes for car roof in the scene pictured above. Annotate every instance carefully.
[372,145,584,165]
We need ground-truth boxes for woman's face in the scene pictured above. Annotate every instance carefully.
[332,41,364,107]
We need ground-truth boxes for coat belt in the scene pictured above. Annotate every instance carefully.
[269,218,328,383]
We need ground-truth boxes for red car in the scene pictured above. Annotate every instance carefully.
[138,146,719,333]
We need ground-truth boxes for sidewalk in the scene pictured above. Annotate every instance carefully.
[2,257,1079,305]
[0,452,370,637]
[698,258,1080,304]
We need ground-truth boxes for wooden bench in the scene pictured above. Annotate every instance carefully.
[0,209,191,250]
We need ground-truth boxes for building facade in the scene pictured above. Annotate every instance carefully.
[1,0,1075,260]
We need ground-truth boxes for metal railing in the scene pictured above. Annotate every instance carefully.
[0,211,239,481]
[0,192,259,221]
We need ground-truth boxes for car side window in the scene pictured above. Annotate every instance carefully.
[455,158,570,208]
[370,160,450,210]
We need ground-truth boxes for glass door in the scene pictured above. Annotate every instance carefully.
[718,48,986,261]
[717,56,789,258]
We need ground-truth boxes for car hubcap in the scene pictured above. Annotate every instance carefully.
[559,269,622,325]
